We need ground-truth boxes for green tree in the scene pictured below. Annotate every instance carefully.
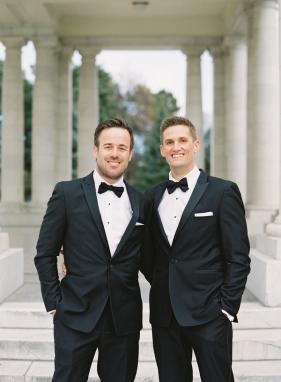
[134,90,179,190]
[0,60,3,115]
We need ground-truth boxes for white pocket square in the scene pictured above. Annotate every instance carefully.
[136,222,144,226]
[194,212,213,217]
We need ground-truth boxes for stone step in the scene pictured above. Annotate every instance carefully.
[0,327,281,362]
[1,302,281,330]
[1,360,281,381]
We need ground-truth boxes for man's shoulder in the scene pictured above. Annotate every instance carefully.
[55,175,89,193]
[206,174,236,191]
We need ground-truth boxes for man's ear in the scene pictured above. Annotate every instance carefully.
[193,139,200,153]
[128,149,133,162]
[93,144,98,156]
[160,144,165,158]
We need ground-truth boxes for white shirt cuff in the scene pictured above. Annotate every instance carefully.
[221,309,234,321]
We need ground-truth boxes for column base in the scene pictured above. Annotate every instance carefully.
[246,205,278,246]
[0,230,24,303]
[266,215,281,237]
[0,203,46,274]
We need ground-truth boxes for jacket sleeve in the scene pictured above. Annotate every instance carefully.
[140,189,155,284]
[34,182,67,311]
[219,182,251,320]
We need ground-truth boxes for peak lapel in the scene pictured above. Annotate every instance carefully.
[112,182,139,258]
[172,171,209,244]
[154,182,171,247]
[81,173,110,253]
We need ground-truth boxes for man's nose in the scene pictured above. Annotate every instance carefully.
[172,142,180,150]
[110,147,119,157]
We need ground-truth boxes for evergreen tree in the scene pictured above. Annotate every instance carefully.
[134,90,179,191]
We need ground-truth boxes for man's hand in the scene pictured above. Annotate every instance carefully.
[59,246,67,277]
[61,262,67,276]
[49,310,56,319]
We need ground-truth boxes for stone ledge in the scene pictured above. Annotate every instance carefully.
[0,248,24,303]
[247,249,281,306]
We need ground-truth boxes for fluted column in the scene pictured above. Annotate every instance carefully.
[224,37,247,200]
[246,0,281,307]
[246,0,279,210]
[210,46,226,178]
[56,46,73,182]
[1,37,24,204]
[32,37,59,204]
[77,48,99,177]
[266,0,281,236]
[185,48,204,168]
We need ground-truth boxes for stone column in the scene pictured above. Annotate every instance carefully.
[56,47,73,182]
[246,0,281,307]
[32,38,59,204]
[77,48,99,177]
[1,37,24,204]
[246,0,279,219]
[224,37,247,201]
[266,0,281,235]
[210,46,226,178]
[185,48,204,168]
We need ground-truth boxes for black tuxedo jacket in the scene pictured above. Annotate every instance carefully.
[142,170,250,327]
[35,172,145,335]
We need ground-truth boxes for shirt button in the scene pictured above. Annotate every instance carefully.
[107,221,110,224]
[174,216,177,218]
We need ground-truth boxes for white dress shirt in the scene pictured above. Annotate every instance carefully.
[158,166,200,246]
[94,171,132,256]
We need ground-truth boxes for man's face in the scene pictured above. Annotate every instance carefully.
[94,127,133,182]
[160,124,199,173]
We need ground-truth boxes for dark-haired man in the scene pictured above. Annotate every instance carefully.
[143,116,250,382]
[35,119,145,382]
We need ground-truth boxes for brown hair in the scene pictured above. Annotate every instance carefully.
[94,118,134,149]
[160,116,198,142]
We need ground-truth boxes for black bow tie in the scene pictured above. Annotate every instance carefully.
[166,178,189,194]
[98,182,124,198]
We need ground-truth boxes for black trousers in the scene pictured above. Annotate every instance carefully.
[52,303,140,382]
[152,314,234,382]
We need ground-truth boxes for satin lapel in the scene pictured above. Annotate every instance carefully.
[112,181,139,258]
[81,173,110,253]
[172,171,209,243]
[154,182,171,247]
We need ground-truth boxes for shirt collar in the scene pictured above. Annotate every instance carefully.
[169,166,200,184]
[93,170,125,193]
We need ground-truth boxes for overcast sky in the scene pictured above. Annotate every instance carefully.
[0,41,213,117]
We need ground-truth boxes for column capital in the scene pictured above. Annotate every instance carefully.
[1,36,25,49]
[209,45,227,59]
[223,35,247,49]
[33,36,60,50]
[181,46,204,58]
[78,46,101,60]
[59,46,74,60]
[244,0,278,12]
